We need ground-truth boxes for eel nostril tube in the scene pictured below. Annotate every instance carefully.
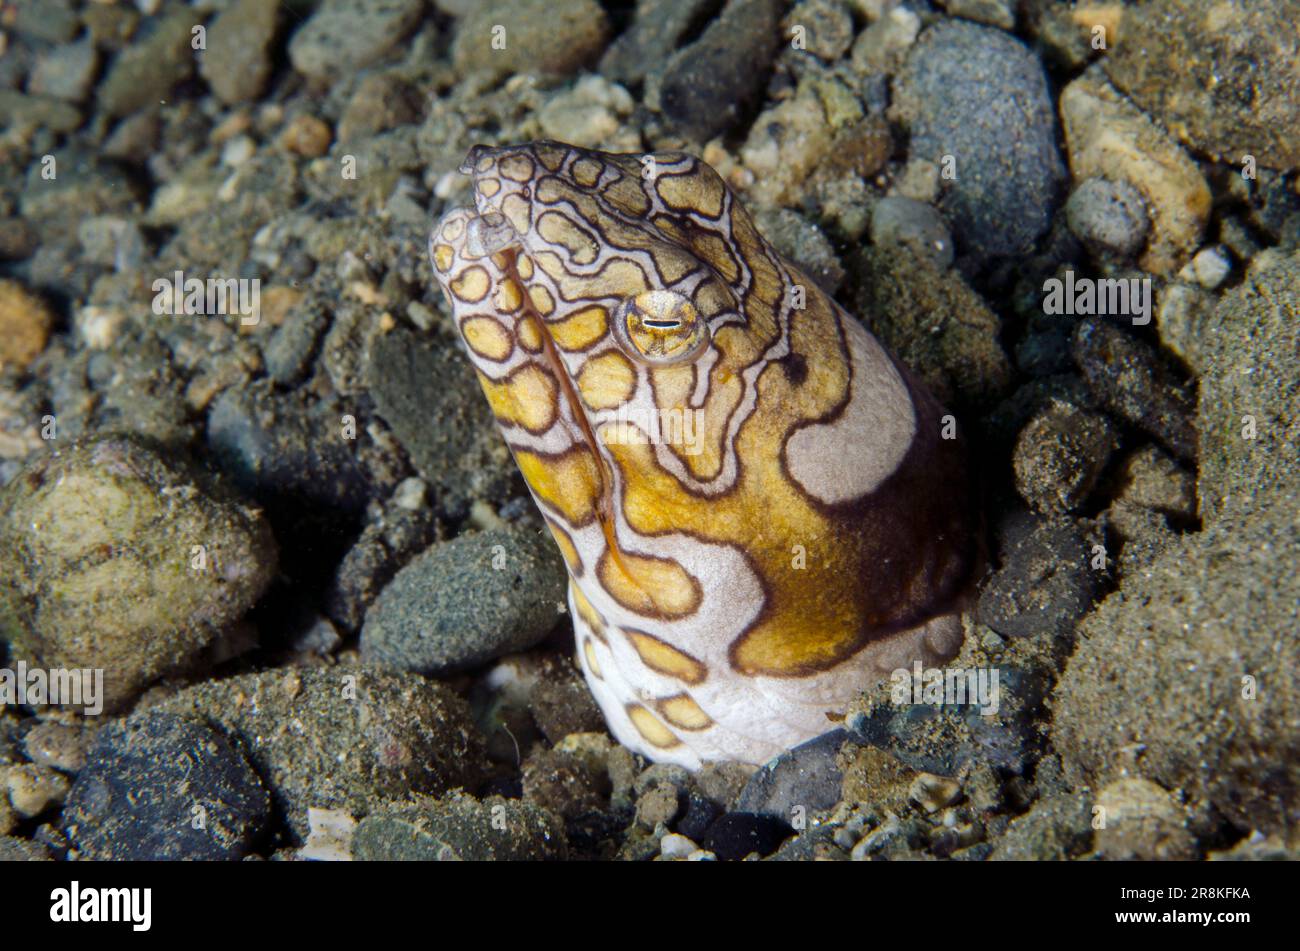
[459,144,494,175]
[462,211,519,258]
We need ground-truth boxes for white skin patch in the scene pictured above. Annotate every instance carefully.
[784,321,916,504]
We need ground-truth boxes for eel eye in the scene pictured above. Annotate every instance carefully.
[611,290,710,366]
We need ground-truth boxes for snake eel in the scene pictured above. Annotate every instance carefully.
[430,141,977,769]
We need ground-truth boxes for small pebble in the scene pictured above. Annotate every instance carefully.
[392,477,428,511]
[522,748,610,821]
[200,0,281,104]
[452,0,610,79]
[299,807,357,861]
[4,764,71,819]
[786,0,854,62]
[0,279,55,371]
[891,19,1065,259]
[660,0,782,142]
[908,773,963,813]
[280,114,333,158]
[1094,777,1197,860]
[221,134,257,167]
[1187,246,1232,289]
[635,782,683,830]
[734,729,846,821]
[1066,177,1151,260]
[361,526,567,675]
[289,0,425,83]
[1012,398,1119,514]
[976,514,1100,640]
[0,435,278,710]
[21,721,88,773]
[659,833,698,859]
[870,196,954,270]
[353,792,566,861]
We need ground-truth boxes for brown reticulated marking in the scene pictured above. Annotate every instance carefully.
[528,283,556,317]
[624,629,707,684]
[599,167,651,217]
[449,265,491,303]
[570,582,607,642]
[515,447,602,527]
[440,215,466,242]
[598,550,703,620]
[516,255,535,280]
[535,146,567,173]
[583,638,603,679]
[576,351,636,410]
[498,154,536,183]
[531,249,570,284]
[477,177,501,198]
[475,364,557,434]
[645,246,696,286]
[547,518,583,575]
[690,233,742,284]
[501,193,532,235]
[571,157,603,187]
[657,694,713,731]
[493,276,524,313]
[563,257,649,302]
[516,316,543,352]
[460,316,513,362]
[474,153,495,174]
[655,168,724,219]
[549,304,607,352]
[432,243,455,273]
[537,210,600,265]
[626,704,681,749]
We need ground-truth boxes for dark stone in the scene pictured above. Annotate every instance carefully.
[1072,319,1197,462]
[702,812,793,860]
[63,712,270,860]
[977,513,1101,639]
[600,0,723,87]
[365,327,519,520]
[675,792,723,842]
[659,0,782,142]
[734,729,847,820]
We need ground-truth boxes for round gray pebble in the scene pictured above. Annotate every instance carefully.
[362,526,568,675]
[893,19,1066,260]
[870,196,955,270]
[1066,177,1151,259]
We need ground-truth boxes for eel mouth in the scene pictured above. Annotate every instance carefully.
[450,200,633,584]
[504,250,633,581]
[452,145,666,598]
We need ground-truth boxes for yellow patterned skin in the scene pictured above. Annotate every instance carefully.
[430,142,977,768]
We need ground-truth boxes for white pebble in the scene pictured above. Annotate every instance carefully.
[659,833,698,859]
[393,477,428,511]
[1192,246,1231,289]
[221,135,256,167]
